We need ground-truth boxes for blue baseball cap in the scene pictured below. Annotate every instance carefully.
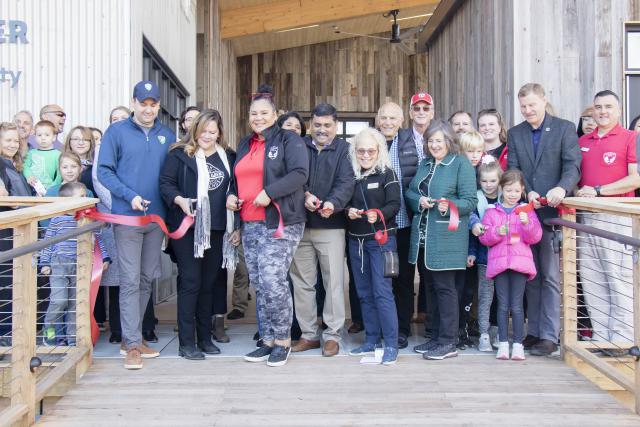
[132,80,161,102]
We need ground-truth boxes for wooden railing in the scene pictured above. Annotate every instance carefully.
[0,196,98,427]
[556,197,640,413]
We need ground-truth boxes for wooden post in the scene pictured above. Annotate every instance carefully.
[11,222,38,426]
[632,217,640,414]
[75,218,93,380]
[561,212,578,361]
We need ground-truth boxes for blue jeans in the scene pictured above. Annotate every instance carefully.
[348,236,398,348]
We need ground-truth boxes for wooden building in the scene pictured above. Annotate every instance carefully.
[196,0,640,144]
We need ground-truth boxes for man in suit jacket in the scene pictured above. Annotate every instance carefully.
[507,83,582,356]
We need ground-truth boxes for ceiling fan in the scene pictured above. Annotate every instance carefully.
[333,9,427,55]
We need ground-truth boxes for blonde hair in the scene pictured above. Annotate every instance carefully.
[518,83,546,99]
[0,122,23,172]
[459,130,484,151]
[350,127,391,180]
[170,109,226,156]
[477,161,503,181]
[64,126,95,163]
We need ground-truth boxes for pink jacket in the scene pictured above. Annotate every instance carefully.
[479,203,543,280]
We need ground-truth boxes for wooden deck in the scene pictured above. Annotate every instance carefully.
[36,354,640,426]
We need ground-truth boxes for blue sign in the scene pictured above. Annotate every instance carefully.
[0,20,28,88]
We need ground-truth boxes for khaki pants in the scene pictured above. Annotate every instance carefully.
[230,244,249,313]
[578,213,634,344]
[290,228,346,342]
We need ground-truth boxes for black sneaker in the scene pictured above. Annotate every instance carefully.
[142,330,158,343]
[522,334,539,350]
[267,345,291,367]
[244,345,272,362]
[423,343,458,360]
[227,309,245,320]
[413,339,438,354]
[398,333,409,349]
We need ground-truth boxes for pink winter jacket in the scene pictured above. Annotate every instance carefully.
[479,203,543,280]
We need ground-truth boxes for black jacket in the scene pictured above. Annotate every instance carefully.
[345,168,400,240]
[303,136,355,229]
[159,147,237,231]
[230,125,309,228]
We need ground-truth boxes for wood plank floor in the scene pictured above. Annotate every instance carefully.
[36,354,640,427]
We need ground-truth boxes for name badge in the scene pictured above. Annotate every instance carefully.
[367,182,379,189]
[581,147,590,152]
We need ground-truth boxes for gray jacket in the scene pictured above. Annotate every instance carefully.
[507,114,581,220]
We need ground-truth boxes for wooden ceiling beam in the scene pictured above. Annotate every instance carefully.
[221,0,440,39]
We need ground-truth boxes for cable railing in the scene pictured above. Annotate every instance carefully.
[553,197,640,414]
[0,196,98,427]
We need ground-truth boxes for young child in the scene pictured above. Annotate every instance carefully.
[460,130,496,169]
[40,182,110,346]
[468,161,502,351]
[24,120,61,195]
[479,170,542,360]
[45,152,94,197]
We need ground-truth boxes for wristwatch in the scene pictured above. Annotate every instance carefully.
[594,185,602,197]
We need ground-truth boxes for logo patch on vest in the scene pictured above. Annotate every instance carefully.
[158,135,166,145]
[603,152,616,165]
[268,146,278,160]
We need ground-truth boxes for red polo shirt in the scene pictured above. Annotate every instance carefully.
[235,135,266,221]
[578,124,638,197]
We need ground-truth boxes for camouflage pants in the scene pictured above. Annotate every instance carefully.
[242,221,304,342]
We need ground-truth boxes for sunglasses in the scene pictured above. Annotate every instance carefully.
[44,111,66,118]
[412,105,432,112]
[356,148,378,157]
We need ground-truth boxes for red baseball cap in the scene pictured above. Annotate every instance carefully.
[410,92,433,106]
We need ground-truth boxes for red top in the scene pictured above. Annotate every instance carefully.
[235,135,266,221]
[578,124,638,197]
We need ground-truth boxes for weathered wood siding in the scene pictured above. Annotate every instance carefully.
[512,0,640,126]
[198,0,238,148]
[235,36,428,136]
[426,0,514,126]
[426,0,640,128]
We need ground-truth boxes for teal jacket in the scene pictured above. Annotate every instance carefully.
[405,153,477,270]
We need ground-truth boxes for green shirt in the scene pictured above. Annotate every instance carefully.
[23,149,61,190]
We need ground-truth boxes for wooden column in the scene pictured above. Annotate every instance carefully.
[75,218,94,379]
[632,217,640,414]
[11,221,38,426]
[560,212,578,360]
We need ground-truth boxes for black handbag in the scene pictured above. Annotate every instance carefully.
[359,182,399,278]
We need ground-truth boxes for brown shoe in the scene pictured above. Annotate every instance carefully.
[412,312,427,323]
[291,338,321,353]
[322,340,339,357]
[120,342,160,359]
[348,322,363,334]
[124,348,143,370]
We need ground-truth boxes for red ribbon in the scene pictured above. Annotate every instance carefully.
[361,208,389,245]
[272,202,285,238]
[433,199,459,231]
[75,208,194,345]
[514,197,576,216]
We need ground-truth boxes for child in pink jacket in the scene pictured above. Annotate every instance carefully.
[479,170,542,361]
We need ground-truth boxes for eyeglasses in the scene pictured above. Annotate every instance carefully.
[412,105,432,112]
[70,137,91,143]
[44,111,66,118]
[356,148,378,157]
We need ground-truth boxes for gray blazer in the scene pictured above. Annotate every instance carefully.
[507,114,582,220]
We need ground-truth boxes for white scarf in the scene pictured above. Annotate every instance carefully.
[216,146,238,269]
[194,148,211,257]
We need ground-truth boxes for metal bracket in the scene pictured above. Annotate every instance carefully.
[29,356,42,373]
[632,248,639,264]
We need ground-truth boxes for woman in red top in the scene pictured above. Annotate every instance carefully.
[227,84,308,367]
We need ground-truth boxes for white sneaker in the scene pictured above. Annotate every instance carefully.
[489,326,499,349]
[511,343,525,360]
[478,333,493,352]
[496,342,510,360]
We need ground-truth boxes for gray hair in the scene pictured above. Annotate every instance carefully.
[349,127,391,180]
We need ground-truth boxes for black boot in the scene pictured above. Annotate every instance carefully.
[198,340,221,355]
[212,315,230,343]
[179,345,205,360]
